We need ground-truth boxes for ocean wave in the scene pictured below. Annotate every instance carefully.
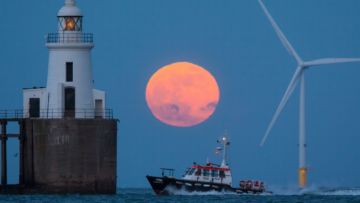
[166,186,236,196]
[315,188,360,196]
[268,185,360,196]
[153,185,360,196]
[164,185,272,196]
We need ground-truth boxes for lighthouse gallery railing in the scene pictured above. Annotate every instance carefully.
[0,109,113,119]
[46,33,93,43]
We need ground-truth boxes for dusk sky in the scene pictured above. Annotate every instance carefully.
[1,0,360,188]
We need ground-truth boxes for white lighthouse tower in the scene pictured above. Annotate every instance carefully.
[23,0,105,118]
[18,0,117,194]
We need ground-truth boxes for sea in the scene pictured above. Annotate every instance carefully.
[0,187,359,203]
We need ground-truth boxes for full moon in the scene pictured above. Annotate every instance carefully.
[146,62,220,127]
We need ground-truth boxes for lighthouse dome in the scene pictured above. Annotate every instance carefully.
[58,0,82,17]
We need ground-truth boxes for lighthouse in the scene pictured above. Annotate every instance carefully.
[15,0,117,194]
[23,0,105,118]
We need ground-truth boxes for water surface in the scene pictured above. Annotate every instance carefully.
[0,188,359,203]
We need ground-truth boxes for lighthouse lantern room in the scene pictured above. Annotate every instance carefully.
[23,0,105,118]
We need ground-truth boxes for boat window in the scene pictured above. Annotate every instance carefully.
[211,170,219,177]
[219,170,225,178]
[195,169,202,176]
[203,169,210,177]
[187,168,195,175]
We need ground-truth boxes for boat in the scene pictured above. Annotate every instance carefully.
[146,136,270,195]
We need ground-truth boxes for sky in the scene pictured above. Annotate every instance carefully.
[1,0,360,188]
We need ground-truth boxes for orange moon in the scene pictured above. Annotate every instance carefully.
[145,62,220,127]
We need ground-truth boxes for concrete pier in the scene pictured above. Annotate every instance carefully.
[23,119,117,194]
[0,118,117,194]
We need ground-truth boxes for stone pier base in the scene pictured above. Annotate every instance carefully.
[21,118,117,194]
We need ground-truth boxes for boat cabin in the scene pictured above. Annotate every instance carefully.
[182,163,232,185]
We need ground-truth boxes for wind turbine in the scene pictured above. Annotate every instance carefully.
[258,0,360,188]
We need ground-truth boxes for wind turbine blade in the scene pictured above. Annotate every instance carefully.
[304,58,360,66]
[260,67,303,146]
[258,0,303,64]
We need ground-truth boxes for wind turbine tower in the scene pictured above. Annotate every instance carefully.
[258,0,360,188]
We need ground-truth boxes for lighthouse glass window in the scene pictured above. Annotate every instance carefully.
[60,17,82,31]
[65,18,75,30]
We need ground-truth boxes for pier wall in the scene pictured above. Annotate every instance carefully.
[23,119,117,194]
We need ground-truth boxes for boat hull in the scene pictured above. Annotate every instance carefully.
[146,176,265,195]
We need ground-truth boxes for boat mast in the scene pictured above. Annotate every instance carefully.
[221,136,229,167]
